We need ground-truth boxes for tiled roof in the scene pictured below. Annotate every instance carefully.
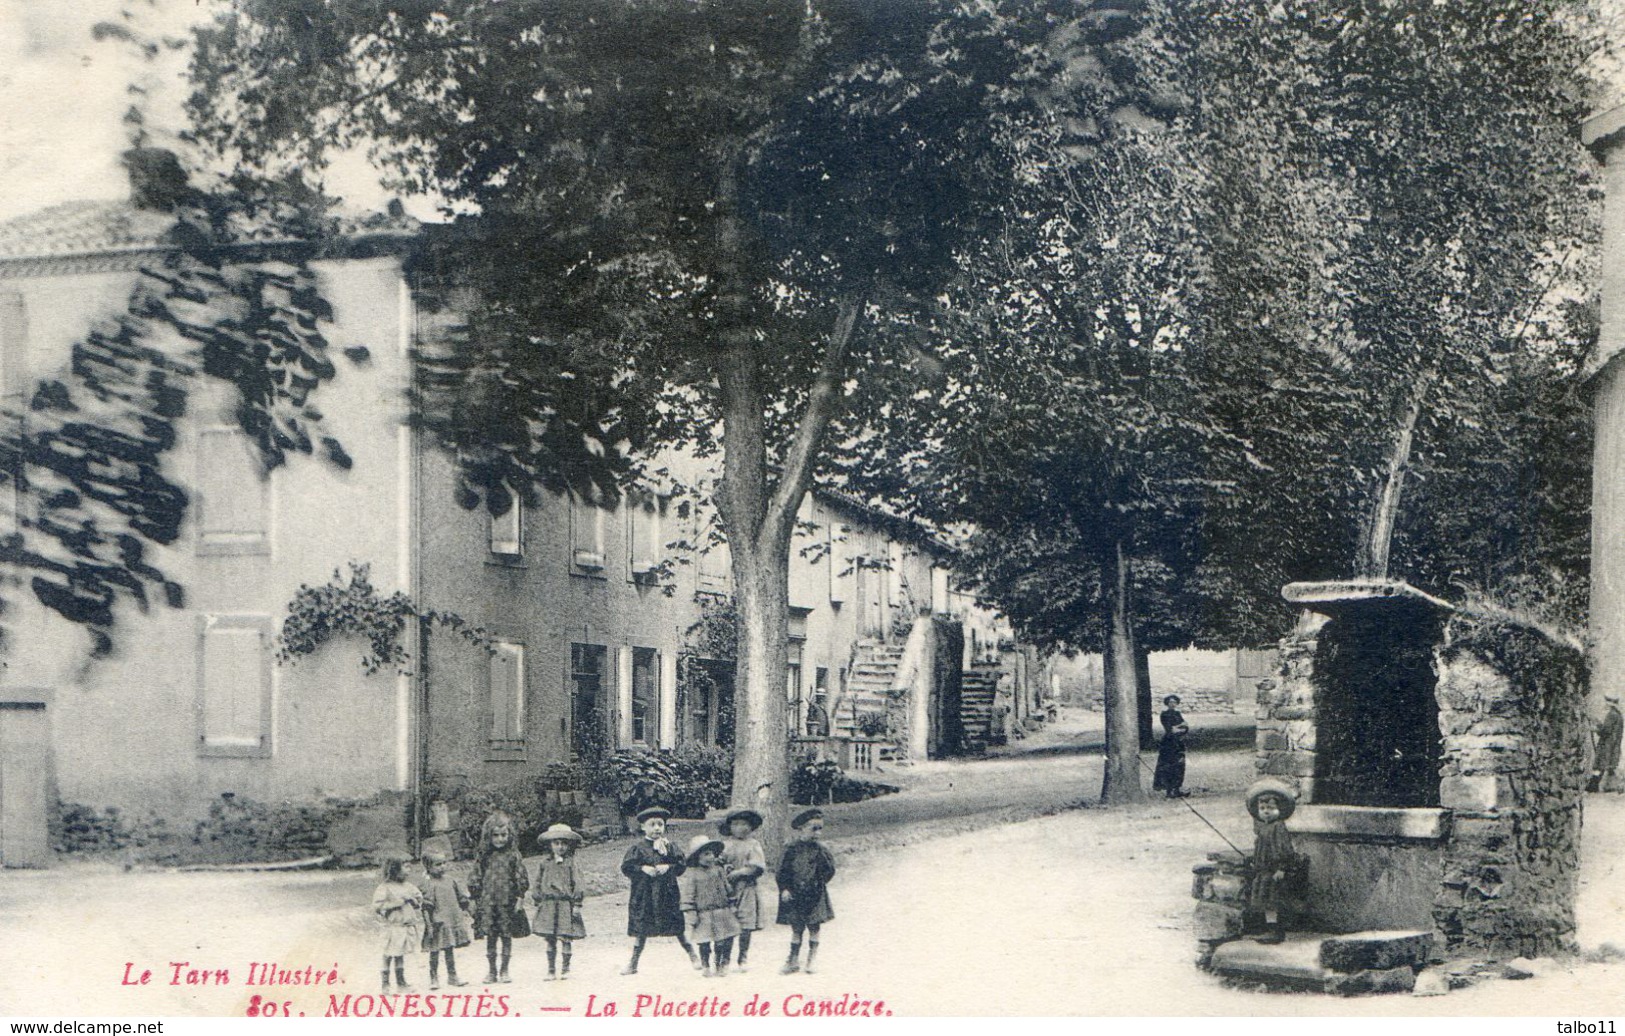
[0,199,419,262]
[0,200,175,260]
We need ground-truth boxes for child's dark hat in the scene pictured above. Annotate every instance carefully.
[719,809,763,834]
[1164,694,1181,706]
[635,806,672,824]
[1245,778,1298,821]
[790,808,824,830]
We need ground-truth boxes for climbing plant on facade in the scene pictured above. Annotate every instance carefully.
[276,562,491,676]
[0,150,355,655]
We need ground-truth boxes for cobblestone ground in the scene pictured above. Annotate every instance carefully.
[2,710,1622,1017]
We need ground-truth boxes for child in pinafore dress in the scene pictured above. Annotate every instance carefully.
[416,850,472,990]
[621,805,697,975]
[469,811,529,984]
[680,835,743,977]
[530,823,586,981]
[1246,778,1300,945]
[373,858,422,992]
[718,809,766,973]
[777,808,836,975]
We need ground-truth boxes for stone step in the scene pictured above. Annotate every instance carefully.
[1209,935,1330,988]
[1209,931,1428,995]
[1318,930,1434,972]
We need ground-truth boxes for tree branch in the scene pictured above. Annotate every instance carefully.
[763,297,863,546]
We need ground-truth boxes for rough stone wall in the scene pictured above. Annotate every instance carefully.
[1190,851,1250,968]
[1431,615,1588,958]
[1083,684,1235,712]
[1252,618,1323,799]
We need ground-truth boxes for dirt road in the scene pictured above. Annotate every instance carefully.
[3,711,1622,1017]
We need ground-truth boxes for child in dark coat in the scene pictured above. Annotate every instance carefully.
[531,824,586,981]
[620,806,697,975]
[416,849,471,989]
[470,810,529,984]
[1246,778,1300,945]
[777,808,836,975]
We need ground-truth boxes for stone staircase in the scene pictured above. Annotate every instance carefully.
[960,661,1001,751]
[838,640,906,739]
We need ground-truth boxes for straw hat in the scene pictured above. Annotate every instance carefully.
[635,806,672,824]
[1245,778,1298,821]
[685,834,724,865]
[539,823,582,845]
[790,808,825,830]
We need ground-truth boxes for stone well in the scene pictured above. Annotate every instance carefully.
[1193,580,1589,990]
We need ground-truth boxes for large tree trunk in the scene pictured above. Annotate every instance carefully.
[713,163,862,846]
[728,532,791,836]
[1357,370,1436,580]
[1100,537,1147,804]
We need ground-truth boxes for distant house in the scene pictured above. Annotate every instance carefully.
[0,176,1037,859]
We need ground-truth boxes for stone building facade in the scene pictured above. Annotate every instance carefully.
[0,186,1023,859]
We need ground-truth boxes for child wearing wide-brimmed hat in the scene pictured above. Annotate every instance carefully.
[531,823,586,981]
[1244,778,1300,945]
[776,808,836,974]
[718,809,766,972]
[680,834,743,977]
[416,849,472,989]
[620,805,698,975]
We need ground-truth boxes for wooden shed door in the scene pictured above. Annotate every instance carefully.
[0,698,50,868]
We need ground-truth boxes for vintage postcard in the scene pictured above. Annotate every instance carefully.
[2,0,1625,1026]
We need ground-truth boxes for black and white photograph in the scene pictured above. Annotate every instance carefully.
[2,0,1625,1021]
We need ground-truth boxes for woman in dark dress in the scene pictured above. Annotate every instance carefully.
[1152,694,1189,798]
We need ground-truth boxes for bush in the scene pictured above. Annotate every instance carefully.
[588,744,732,819]
[425,776,548,856]
[855,711,889,737]
[790,760,900,805]
[188,794,335,862]
[52,803,150,853]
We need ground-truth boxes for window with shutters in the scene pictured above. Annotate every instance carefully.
[0,291,24,536]
[628,494,663,582]
[631,647,658,745]
[487,641,526,760]
[0,289,25,403]
[828,522,851,604]
[490,489,522,558]
[570,491,606,575]
[197,427,269,555]
[197,615,272,758]
[697,533,730,592]
[787,609,809,734]
[570,643,608,760]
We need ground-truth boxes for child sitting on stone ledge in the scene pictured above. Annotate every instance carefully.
[1245,778,1302,945]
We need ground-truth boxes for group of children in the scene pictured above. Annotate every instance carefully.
[370,804,836,990]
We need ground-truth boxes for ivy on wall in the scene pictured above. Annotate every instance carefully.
[0,156,354,655]
[277,562,490,676]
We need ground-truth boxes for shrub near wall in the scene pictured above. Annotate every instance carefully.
[791,760,900,805]
[52,793,386,865]
[588,744,733,820]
